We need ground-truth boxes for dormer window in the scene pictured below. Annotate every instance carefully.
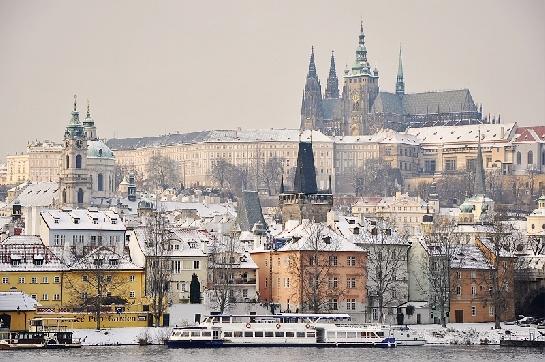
[111,218,117,224]
[54,218,60,224]
[109,259,118,266]
[93,218,98,224]
[73,217,80,224]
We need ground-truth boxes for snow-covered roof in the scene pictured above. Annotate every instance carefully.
[0,291,38,311]
[204,129,331,143]
[158,202,235,219]
[69,246,141,270]
[333,129,419,145]
[41,209,126,231]
[450,244,490,269]
[9,182,59,207]
[276,220,363,253]
[407,123,516,145]
[1,235,44,245]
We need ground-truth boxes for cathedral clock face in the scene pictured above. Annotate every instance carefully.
[351,93,360,102]
[76,140,83,149]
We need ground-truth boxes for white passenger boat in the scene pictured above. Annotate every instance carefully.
[166,313,396,348]
[389,326,427,346]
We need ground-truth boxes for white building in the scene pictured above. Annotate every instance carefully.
[40,208,126,261]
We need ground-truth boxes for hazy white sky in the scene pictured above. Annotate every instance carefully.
[0,0,544,158]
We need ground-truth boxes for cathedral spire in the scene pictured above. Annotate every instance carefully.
[474,129,486,195]
[86,99,91,118]
[325,51,340,99]
[396,45,405,95]
[308,46,317,78]
[73,94,77,112]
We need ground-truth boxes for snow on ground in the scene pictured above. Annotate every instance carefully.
[73,323,544,346]
[73,327,171,346]
[410,323,544,345]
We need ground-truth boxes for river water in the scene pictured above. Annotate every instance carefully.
[2,345,544,362]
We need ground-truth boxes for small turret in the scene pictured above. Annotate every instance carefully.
[396,45,405,95]
[325,51,340,99]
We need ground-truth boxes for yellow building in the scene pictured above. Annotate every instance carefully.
[5,153,29,185]
[0,291,37,331]
[0,236,150,329]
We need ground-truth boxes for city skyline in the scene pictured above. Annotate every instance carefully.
[1,0,544,159]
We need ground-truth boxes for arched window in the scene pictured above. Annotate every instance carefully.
[77,188,84,204]
[62,189,66,204]
[516,152,521,165]
[528,151,534,166]
[542,151,545,166]
[98,149,103,157]
[98,173,104,191]
[66,155,70,169]
[75,154,82,169]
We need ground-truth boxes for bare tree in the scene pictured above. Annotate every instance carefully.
[485,215,517,329]
[359,220,409,323]
[210,159,232,189]
[64,247,129,330]
[435,172,473,207]
[260,157,284,195]
[352,159,401,197]
[145,211,173,326]
[288,223,360,313]
[422,217,462,327]
[145,154,180,191]
[207,235,237,313]
[528,235,545,255]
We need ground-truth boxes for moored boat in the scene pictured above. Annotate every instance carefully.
[166,313,397,348]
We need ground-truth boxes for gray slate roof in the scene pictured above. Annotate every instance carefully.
[107,131,210,151]
[372,89,477,115]
[237,191,266,232]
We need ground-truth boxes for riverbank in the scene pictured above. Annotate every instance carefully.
[72,323,543,346]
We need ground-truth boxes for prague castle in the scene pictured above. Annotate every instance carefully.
[300,22,484,136]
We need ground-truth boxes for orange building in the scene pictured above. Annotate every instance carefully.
[449,241,515,323]
[251,222,367,315]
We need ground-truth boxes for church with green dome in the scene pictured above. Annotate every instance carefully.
[58,96,116,208]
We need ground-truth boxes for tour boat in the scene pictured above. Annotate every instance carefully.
[0,330,81,350]
[389,326,427,346]
[166,313,396,348]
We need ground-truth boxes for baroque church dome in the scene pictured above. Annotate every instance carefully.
[87,140,114,159]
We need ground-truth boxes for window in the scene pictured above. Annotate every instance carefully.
[2,277,9,284]
[42,294,49,301]
[42,276,49,284]
[31,277,37,284]
[456,285,461,295]
[129,275,135,282]
[347,256,356,266]
[98,173,104,191]
[309,256,317,266]
[328,298,338,310]
[54,276,61,283]
[284,278,290,288]
[456,271,461,279]
[528,151,534,165]
[129,291,136,298]
[516,151,521,165]
[328,277,338,289]
[31,294,37,300]
[82,275,88,282]
[445,159,457,172]
[54,294,61,301]
[489,306,495,317]
[77,188,84,204]
[242,289,248,298]
[172,260,181,273]
[346,299,356,310]
[75,154,82,169]
[347,277,356,289]
[18,277,25,284]
[193,260,200,270]
[471,306,476,316]
[470,271,476,279]
[329,255,338,266]
[471,285,477,296]
[372,308,378,321]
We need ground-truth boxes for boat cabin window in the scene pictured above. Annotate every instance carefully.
[202,331,211,337]
[254,331,263,337]
[191,331,200,337]
[327,331,336,338]
[347,332,357,338]
[265,331,274,337]
[244,331,253,337]
[234,331,243,337]
[297,332,305,338]
[182,331,190,337]
[377,331,384,337]
[223,332,232,337]
[285,332,295,338]
[222,316,230,323]
[306,332,315,338]
[275,332,284,338]
[337,332,347,338]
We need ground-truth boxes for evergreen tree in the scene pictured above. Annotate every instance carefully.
[190,273,201,304]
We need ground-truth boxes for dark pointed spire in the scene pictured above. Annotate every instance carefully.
[396,45,405,95]
[73,94,77,112]
[325,51,340,99]
[280,175,285,194]
[474,129,486,195]
[293,142,318,194]
[308,46,317,78]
